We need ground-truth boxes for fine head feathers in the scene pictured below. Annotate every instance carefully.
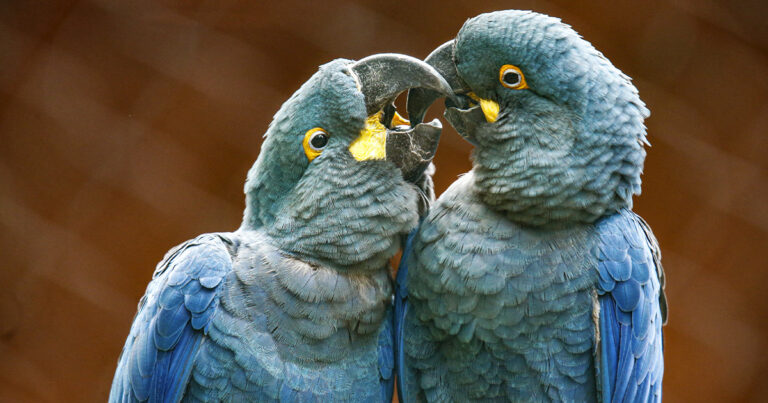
[243,60,367,229]
[241,59,425,271]
[450,10,650,226]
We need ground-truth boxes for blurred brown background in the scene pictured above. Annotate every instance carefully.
[1,0,767,401]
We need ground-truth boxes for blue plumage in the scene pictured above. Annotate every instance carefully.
[398,10,667,402]
[111,55,450,401]
[398,177,600,401]
[112,235,228,402]
[597,211,665,403]
[378,307,396,403]
[394,228,417,399]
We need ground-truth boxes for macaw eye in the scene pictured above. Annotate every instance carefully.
[502,70,521,86]
[309,132,328,149]
[499,64,528,90]
[303,128,329,162]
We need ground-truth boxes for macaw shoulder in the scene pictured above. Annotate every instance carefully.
[594,210,664,310]
[146,233,236,333]
[110,233,235,402]
[152,233,236,288]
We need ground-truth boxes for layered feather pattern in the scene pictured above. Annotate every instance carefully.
[111,231,396,402]
[110,234,231,402]
[399,174,599,402]
[596,210,665,403]
[397,10,666,403]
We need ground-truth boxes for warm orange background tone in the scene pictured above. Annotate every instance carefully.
[2,1,767,402]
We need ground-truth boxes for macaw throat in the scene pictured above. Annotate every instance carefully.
[349,112,388,161]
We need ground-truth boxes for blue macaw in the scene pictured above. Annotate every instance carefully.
[397,10,668,402]
[110,53,453,402]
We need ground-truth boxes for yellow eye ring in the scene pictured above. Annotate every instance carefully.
[499,64,528,90]
[303,127,329,162]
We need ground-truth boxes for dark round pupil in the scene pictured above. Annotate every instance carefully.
[310,133,328,149]
[503,71,521,85]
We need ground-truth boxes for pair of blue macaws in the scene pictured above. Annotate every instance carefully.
[110,10,667,403]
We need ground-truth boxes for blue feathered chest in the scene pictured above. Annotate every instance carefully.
[182,232,393,402]
[405,174,600,401]
[110,231,394,403]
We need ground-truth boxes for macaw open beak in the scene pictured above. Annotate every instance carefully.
[348,53,455,182]
[407,40,499,129]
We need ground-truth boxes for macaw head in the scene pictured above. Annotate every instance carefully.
[408,10,650,227]
[243,55,452,270]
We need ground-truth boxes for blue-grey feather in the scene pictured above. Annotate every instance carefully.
[184,288,216,314]
[613,279,642,312]
[190,309,214,331]
[604,258,633,282]
[631,260,652,284]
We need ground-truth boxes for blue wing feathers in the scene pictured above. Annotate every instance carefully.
[631,261,651,284]
[596,210,665,403]
[395,228,418,402]
[185,288,217,314]
[604,258,632,282]
[199,275,223,288]
[613,279,641,312]
[378,307,395,402]
[153,326,202,402]
[110,234,231,403]
[613,324,634,401]
[158,287,184,310]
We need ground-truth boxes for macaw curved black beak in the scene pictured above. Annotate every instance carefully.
[351,53,456,115]
[349,53,456,182]
[405,41,471,125]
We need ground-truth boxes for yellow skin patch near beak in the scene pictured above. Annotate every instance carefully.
[349,111,387,161]
[468,92,500,123]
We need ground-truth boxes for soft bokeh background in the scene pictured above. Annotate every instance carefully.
[1,1,767,401]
